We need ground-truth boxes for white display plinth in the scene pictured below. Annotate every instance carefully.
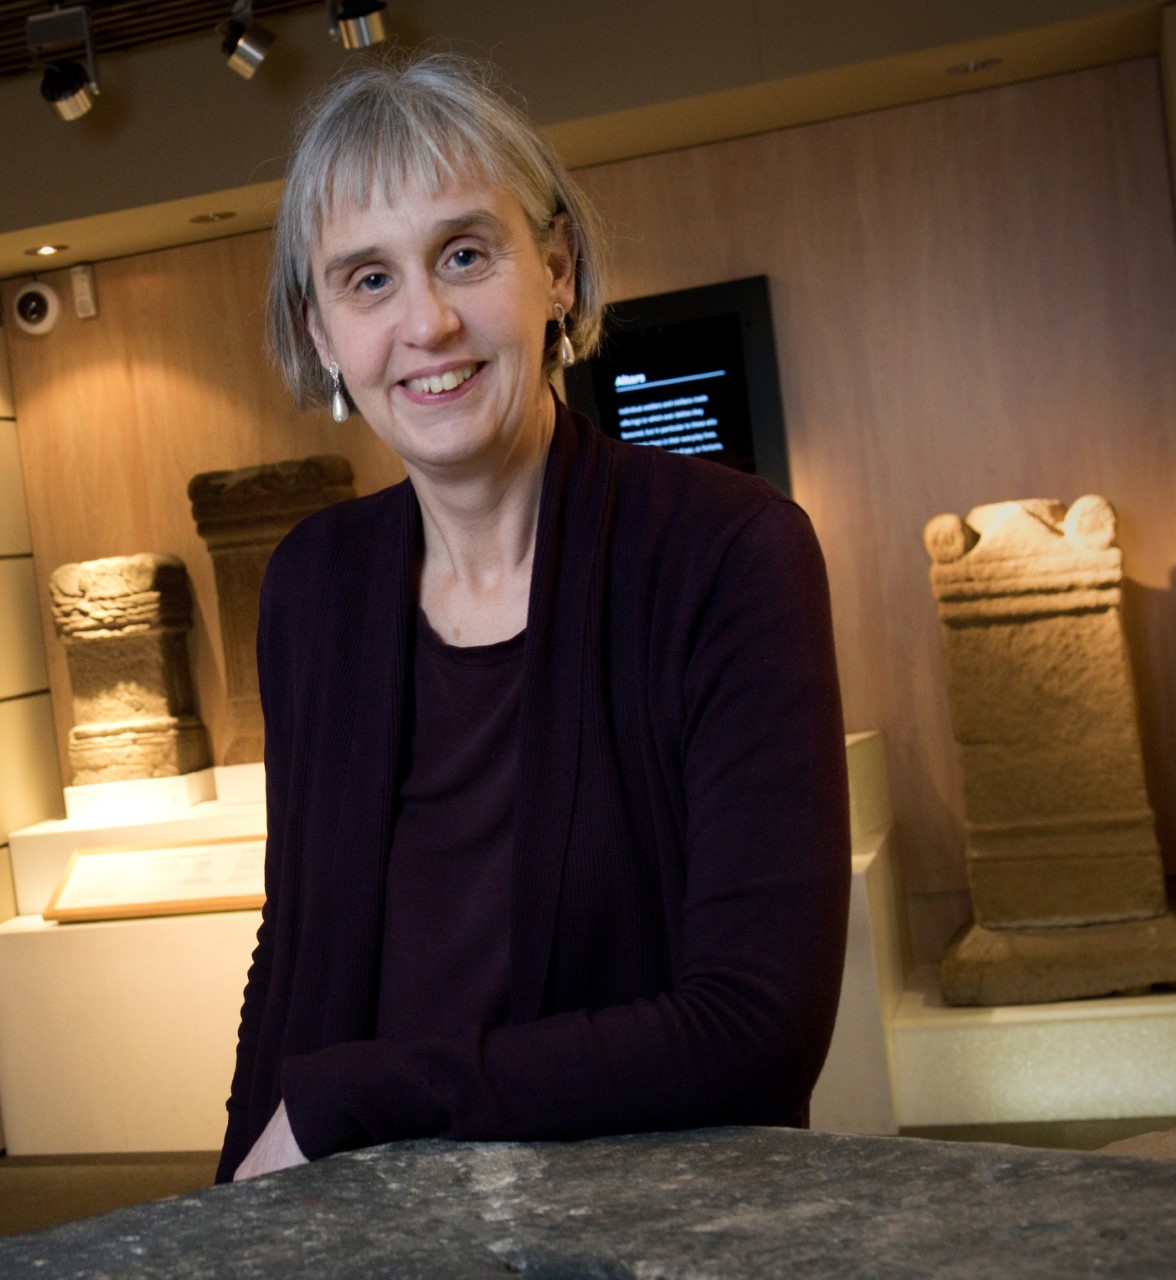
[1,766,267,1153]
[890,967,1176,1128]
[810,831,903,1134]
[9,797,266,917]
[64,769,217,823]
[213,762,266,806]
[0,910,260,1154]
[810,731,903,1136]
[0,734,903,1155]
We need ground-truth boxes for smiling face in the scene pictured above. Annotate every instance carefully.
[307,180,575,482]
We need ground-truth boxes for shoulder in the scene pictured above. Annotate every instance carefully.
[266,482,409,577]
[581,415,818,577]
[261,481,412,621]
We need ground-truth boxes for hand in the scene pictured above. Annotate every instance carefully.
[233,1099,309,1181]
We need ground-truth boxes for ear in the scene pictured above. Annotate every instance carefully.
[305,302,333,370]
[546,213,577,314]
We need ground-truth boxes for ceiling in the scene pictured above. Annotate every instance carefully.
[0,0,316,78]
[0,2,1168,282]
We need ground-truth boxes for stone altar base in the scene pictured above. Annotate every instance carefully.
[2,1127,1175,1277]
[68,714,210,782]
[943,912,1176,1005]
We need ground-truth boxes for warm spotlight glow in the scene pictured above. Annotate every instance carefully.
[26,244,68,256]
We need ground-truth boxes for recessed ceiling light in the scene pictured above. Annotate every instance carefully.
[25,243,68,256]
[946,58,1003,76]
[189,211,238,224]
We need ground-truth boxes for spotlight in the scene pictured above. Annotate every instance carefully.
[26,6,99,121]
[40,58,94,119]
[329,1,387,49]
[221,2,275,80]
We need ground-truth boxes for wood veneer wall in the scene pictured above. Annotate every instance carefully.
[1,233,407,789]
[5,58,1175,962]
[574,56,1176,957]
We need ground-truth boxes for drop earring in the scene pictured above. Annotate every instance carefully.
[553,303,575,369]
[328,360,350,423]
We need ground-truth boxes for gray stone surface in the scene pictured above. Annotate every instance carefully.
[2,1126,1173,1277]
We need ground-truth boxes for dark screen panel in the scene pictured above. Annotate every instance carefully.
[565,276,789,493]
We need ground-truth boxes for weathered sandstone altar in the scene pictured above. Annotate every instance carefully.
[189,455,354,764]
[924,495,1176,1004]
[49,553,210,785]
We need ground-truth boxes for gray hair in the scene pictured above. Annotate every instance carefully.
[268,52,608,408]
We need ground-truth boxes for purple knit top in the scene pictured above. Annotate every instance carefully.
[377,611,524,1042]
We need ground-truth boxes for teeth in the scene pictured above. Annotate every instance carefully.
[406,365,476,395]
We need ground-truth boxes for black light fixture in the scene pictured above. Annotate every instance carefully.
[26,5,99,121]
[221,1,275,80]
[327,0,388,49]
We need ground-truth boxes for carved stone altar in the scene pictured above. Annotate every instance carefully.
[189,455,355,764]
[924,495,1176,1005]
[49,554,211,785]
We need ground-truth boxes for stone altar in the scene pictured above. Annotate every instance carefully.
[2,1127,1174,1276]
[48,554,210,785]
[189,455,354,764]
[924,495,1176,1005]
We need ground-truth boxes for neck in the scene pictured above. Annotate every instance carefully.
[411,393,556,645]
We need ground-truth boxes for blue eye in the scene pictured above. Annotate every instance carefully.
[450,247,481,270]
[358,272,388,292]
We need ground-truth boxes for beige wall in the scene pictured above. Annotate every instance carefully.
[574,56,1176,958]
[1,233,407,778]
[0,333,62,916]
[0,316,65,1154]
[3,57,1174,964]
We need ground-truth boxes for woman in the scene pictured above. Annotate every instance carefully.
[218,53,850,1184]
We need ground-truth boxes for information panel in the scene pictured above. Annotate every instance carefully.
[565,276,789,493]
[585,312,756,474]
[44,836,266,923]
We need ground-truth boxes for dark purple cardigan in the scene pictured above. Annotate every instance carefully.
[216,403,850,1181]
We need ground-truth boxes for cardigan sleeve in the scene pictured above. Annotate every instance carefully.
[215,550,300,1183]
[279,498,851,1159]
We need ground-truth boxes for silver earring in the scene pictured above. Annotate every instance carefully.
[328,361,350,423]
[553,303,575,369]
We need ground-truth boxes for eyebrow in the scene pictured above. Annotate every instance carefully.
[320,246,384,285]
[319,208,512,285]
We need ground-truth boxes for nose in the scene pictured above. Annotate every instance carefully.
[399,272,460,349]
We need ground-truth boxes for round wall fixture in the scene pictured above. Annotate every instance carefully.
[12,281,63,336]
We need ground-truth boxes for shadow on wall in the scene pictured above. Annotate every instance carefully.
[1122,572,1176,877]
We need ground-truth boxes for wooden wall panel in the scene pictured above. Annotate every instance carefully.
[575,57,1176,947]
[0,694,61,846]
[1,233,405,776]
[4,59,1175,962]
[0,560,48,701]
[1,330,58,954]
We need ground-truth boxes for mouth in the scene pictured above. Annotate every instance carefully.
[402,363,479,396]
